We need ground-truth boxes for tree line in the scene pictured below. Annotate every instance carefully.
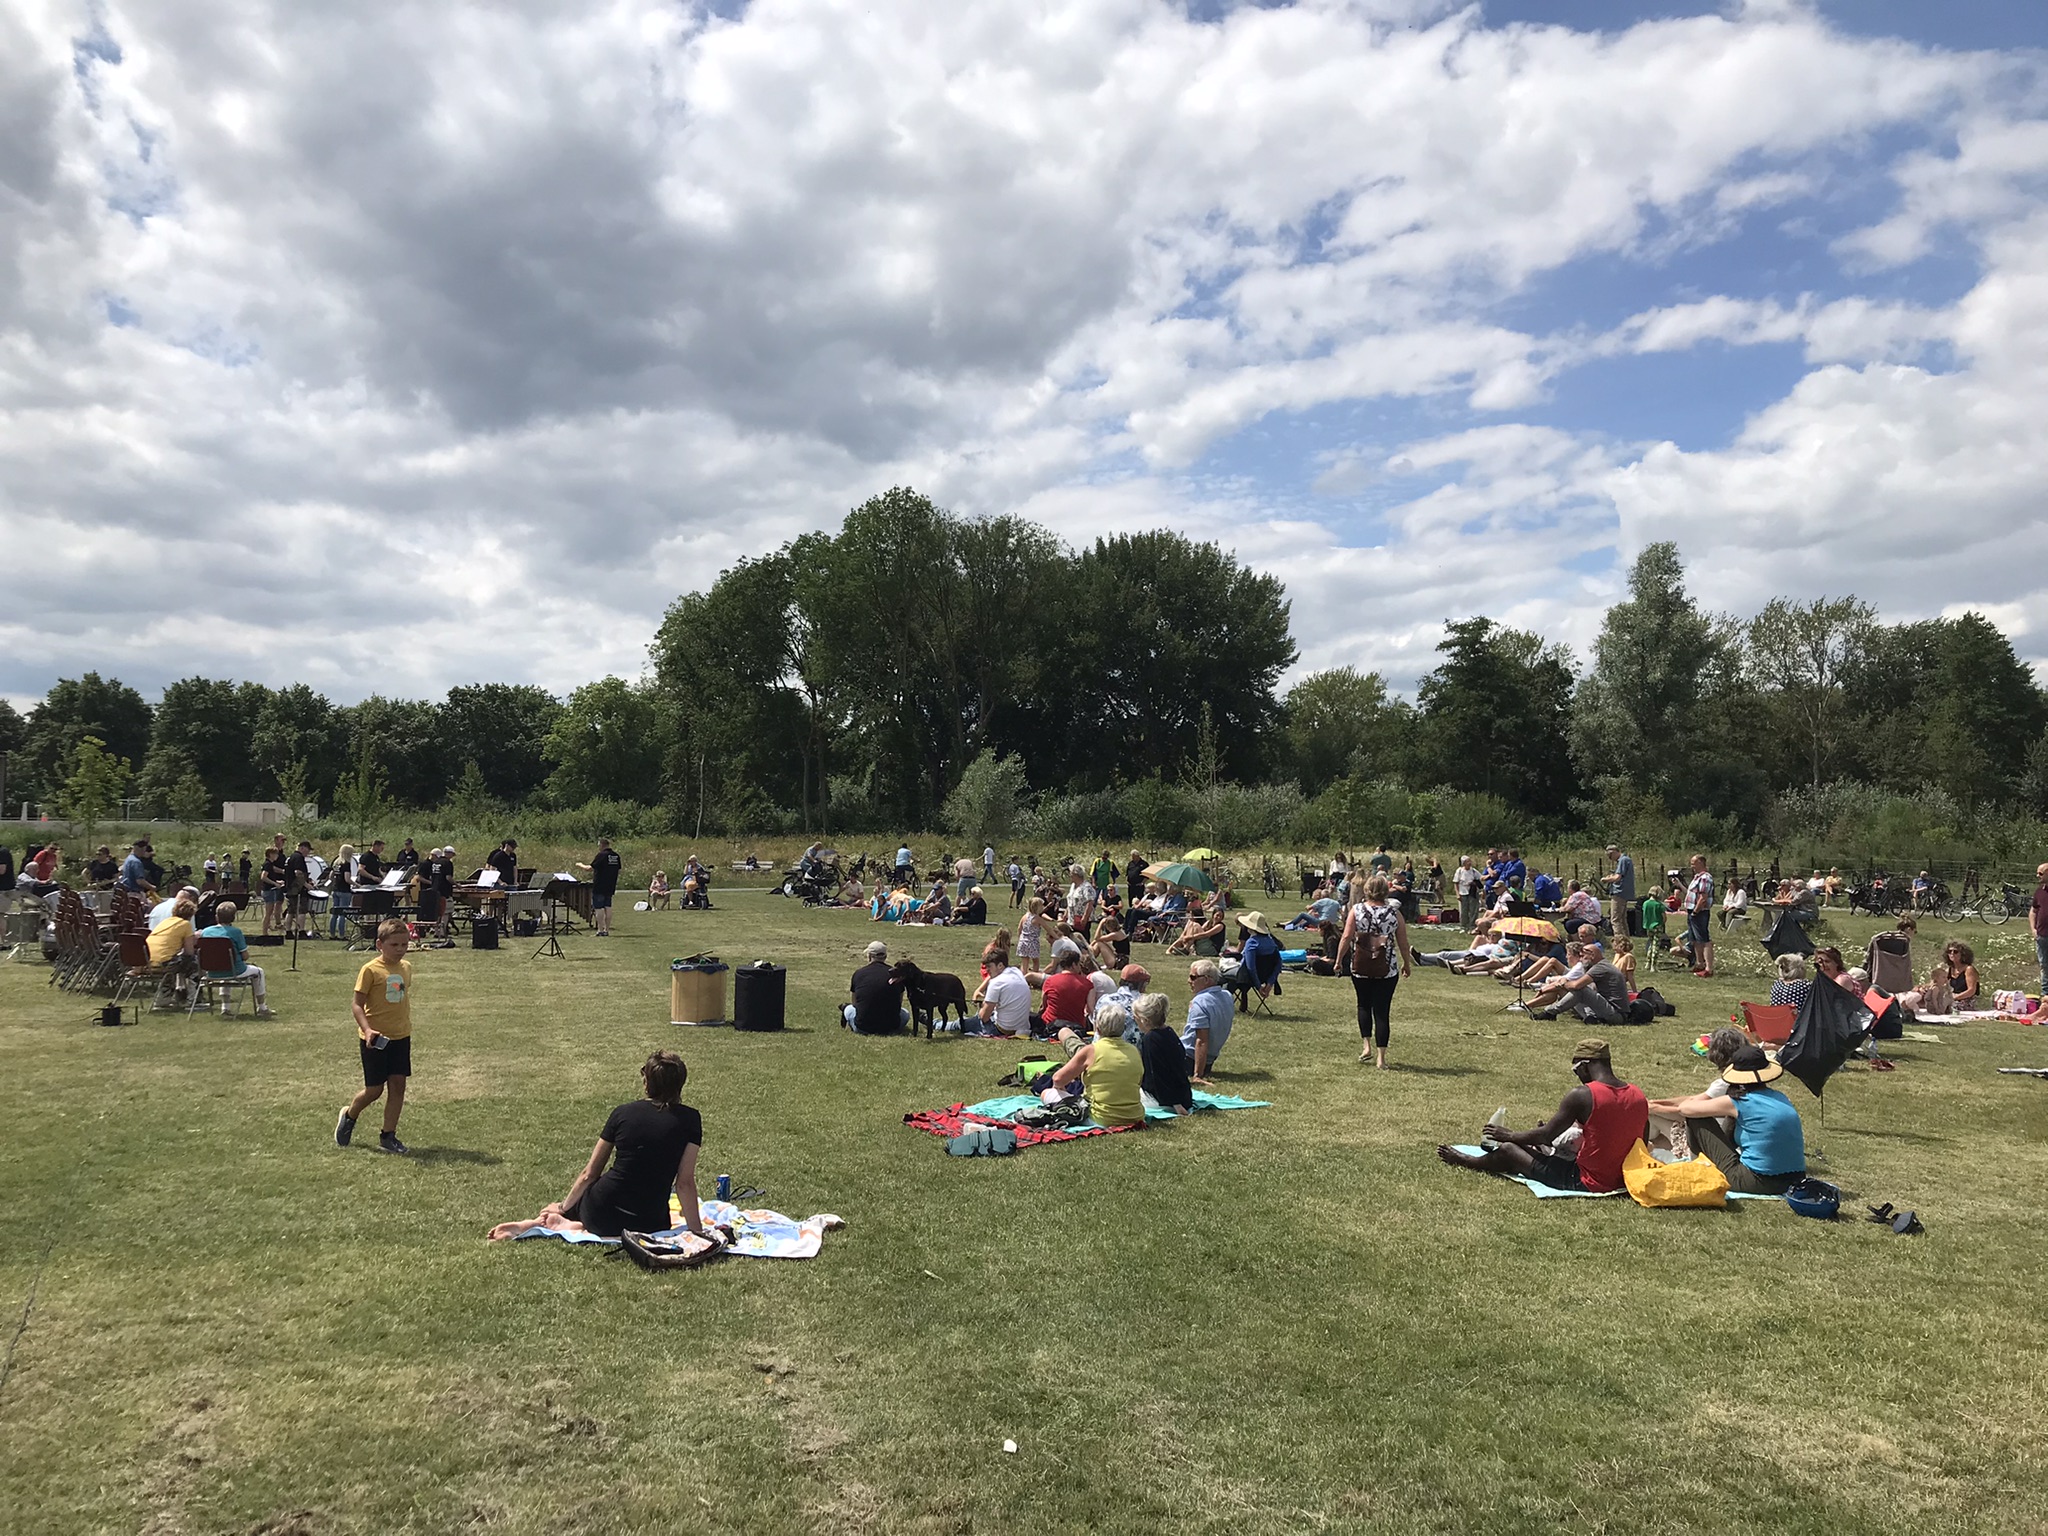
[3,489,2043,860]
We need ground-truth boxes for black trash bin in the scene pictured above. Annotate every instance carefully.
[733,961,786,1032]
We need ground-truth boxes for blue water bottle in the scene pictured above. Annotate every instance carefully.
[716,1173,731,1201]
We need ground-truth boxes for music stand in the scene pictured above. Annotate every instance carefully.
[532,883,569,960]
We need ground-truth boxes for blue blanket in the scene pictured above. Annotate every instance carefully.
[1448,1146,1782,1201]
[966,1089,1269,1130]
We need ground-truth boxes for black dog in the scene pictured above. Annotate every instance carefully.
[888,959,970,1039]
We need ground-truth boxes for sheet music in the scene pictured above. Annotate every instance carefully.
[380,868,406,889]
[477,869,501,888]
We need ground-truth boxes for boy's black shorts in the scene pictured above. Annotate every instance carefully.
[360,1035,413,1085]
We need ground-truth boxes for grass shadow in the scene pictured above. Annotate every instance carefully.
[1386,1063,1482,1077]
[406,1146,503,1166]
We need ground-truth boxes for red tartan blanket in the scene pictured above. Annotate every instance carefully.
[902,1103,1138,1149]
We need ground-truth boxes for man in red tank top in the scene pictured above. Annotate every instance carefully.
[1436,1039,1648,1193]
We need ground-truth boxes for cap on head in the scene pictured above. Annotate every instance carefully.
[865,940,888,960]
[1570,1038,1611,1064]
[1120,963,1150,986]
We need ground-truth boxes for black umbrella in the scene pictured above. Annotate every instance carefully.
[1760,910,1816,959]
[1779,977,1873,1098]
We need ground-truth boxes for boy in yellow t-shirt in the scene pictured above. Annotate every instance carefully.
[336,920,416,1154]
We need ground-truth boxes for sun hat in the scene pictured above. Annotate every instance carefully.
[1721,1045,1784,1085]
[1237,910,1270,935]
[1570,1038,1611,1064]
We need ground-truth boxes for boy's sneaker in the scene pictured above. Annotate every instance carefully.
[335,1109,356,1147]
[379,1131,408,1155]
[254,1006,276,1019]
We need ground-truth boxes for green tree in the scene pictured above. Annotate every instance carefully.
[1570,543,1717,796]
[337,696,447,809]
[166,770,212,837]
[439,685,564,805]
[24,674,153,803]
[445,759,500,825]
[332,738,392,838]
[1062,530,1296,790]
[135,744,208,819]
[542,676,669,806]
[276,760,317,839]
[1411,618,1576,818]
[54,735,131,843]
[942,750,1030,842]
[149,677,272,806]
[1283,668,1401,794]
[252,685,345,804]
[1747,596,1877,790]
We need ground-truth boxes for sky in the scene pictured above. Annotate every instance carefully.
[4,0,2048,710]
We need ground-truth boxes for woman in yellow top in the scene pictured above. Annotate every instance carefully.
[1051,1001,1146,1128]
[146,895,201,1009]
[336,920,416,1155]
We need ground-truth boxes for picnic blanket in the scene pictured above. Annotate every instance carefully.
[1906,1011,2000,1025]
[1446,1146,1780,1201]
[905,1089,1270,1149]
[512,1199,845,1258]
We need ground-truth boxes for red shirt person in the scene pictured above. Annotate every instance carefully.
[1436,1039,1648,1193]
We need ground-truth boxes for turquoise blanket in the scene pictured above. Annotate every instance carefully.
[1448,1146,1782,1201]
[965,1089,1269,1129]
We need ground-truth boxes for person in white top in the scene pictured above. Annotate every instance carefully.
[149,886,200,931]
[1065,866,1097,931]
[976,962,1032,1037]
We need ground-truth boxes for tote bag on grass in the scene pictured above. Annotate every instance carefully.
[1622,1140,1728,1208]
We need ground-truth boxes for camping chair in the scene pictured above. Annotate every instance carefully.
[195,936,259,1016]
[1233,942,1283,1016]
[1738,1002,1797,1047]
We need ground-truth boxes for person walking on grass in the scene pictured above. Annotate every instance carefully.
[576,836,624,937]
[1685,853,1716,978]
[1336,873,1415,1069]
[336,920,416,1155]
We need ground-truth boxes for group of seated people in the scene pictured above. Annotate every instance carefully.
[138,888,275,1016]
[844,929,1240,1105]
[646,856,710,910]
[1439,1033,1809,1196]
[1412,912,1640,1024]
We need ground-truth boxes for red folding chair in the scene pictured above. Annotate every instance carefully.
[1737,1001,1797,1046]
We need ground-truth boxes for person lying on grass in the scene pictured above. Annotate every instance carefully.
[1437,1038,1647,1194]
[1044,1001,1147,1130]
[488,1051,706,1241]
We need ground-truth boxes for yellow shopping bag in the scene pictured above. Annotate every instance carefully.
[1622,1139,1728,1208]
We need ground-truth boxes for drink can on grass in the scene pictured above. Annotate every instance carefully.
[717,1174,731,1201]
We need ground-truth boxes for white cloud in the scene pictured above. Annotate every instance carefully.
[0,0,2041,708]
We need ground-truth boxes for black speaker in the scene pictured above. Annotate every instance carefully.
[471,917,500,950]
[732,962,786,1031]
[512,917,538,938]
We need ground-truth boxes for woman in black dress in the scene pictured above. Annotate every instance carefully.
[488,1051,706,1240]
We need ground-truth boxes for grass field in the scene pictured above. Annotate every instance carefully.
[3,890,2047,1535]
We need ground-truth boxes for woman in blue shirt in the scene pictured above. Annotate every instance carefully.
[1650,1046,1806,1194]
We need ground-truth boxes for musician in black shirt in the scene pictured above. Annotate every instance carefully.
[422,847,457,943]
[486,839,518,886]
[358,840,388,884]
[395,838,419,870]
[576,837,624,937]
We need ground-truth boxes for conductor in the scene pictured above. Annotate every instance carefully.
[576,837,623,938]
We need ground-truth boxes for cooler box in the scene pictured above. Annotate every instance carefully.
[733,962,786,1032]
[670,958,728,1026]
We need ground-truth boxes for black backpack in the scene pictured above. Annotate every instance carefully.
[1634,985,1675,1018]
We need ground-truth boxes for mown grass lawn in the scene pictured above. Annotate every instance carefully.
[2,892,2046,1535]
